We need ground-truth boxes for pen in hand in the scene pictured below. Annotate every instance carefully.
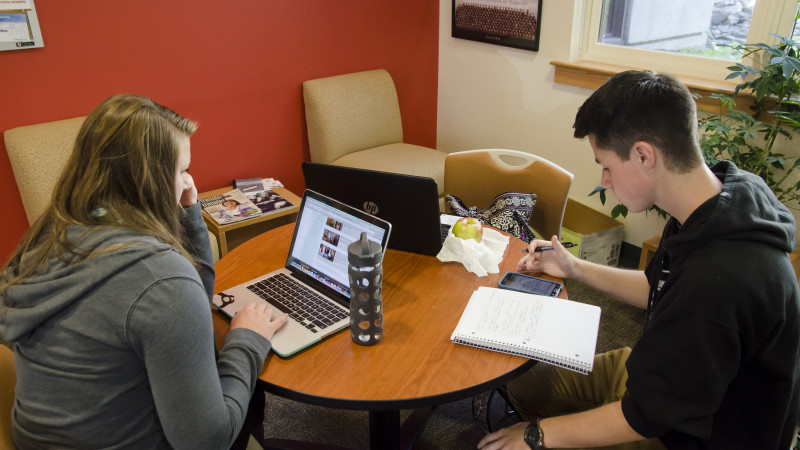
[521,242,576,253]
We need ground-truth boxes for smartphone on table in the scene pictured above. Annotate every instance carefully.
[498,272,563,297]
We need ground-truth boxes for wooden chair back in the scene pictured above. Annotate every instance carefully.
[444,149,573,240]
[0,345,16,450]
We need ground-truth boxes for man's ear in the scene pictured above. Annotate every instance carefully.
[631,141,657,168]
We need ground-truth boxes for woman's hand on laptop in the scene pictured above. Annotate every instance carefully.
[231,302,288,341]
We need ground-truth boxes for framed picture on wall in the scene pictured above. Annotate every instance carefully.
[0,0,44,51]
[452,0,542,52]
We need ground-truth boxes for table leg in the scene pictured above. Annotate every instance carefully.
[218,231,229,257]
[369,407,433,450]
[261,407,433,450]
[369,410,399,450]
[262,438,351,450]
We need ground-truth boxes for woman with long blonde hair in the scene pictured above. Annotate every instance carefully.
[0,94,286,449]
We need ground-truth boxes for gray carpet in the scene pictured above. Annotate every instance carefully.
[252,269,646,450]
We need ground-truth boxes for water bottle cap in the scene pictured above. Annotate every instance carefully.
[348,232,382,266]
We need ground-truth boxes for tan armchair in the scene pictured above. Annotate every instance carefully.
[303,69,447,209]
[444,149,574,241]
[4,117,220,263]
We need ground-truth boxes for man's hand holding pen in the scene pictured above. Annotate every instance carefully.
[521,242,576,253]
[515,237,577,280]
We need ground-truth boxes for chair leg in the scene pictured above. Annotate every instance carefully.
[472,390,494,434]
[472,386,523,434]
[231,391,266,450]
[495,385,522,421]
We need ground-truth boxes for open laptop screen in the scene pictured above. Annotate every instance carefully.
[285,190,391,302]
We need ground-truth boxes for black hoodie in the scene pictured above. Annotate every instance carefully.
[622,161,800,449]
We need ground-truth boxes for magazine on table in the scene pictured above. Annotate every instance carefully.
[232,177,284,193]
[200,188,261,225]
[232,177,294,215]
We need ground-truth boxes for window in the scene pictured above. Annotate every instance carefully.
[793,5,800,39]
[580,0,799,80]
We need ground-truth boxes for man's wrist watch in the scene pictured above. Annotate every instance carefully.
[523,418,547,449]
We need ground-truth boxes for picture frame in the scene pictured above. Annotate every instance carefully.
[452,0,542,52]
[0,0,44,52]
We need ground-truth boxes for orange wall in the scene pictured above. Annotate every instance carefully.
[0,1,439,262]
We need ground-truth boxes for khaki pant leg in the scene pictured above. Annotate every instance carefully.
[506,347,665,450]
[507,347,632,420]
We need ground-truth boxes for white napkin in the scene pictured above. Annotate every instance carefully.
[436,228,510,276]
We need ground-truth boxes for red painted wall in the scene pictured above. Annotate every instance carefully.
[0,1,439,262]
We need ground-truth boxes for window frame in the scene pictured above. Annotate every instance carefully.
[578,0,799,80]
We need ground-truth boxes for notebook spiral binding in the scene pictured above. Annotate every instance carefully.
[452,337,589,374]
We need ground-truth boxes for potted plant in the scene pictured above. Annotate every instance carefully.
[701,34,800,208]
[590,34,800,220]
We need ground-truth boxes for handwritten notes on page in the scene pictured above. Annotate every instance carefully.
[450,286,600,373]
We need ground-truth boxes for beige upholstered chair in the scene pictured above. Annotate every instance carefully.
[0,345,16,450]
[4,117,220,263]
[303,69,448,208]
[5,117,86,226]
[444,149,574,241]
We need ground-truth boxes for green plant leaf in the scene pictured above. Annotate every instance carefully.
[726,71,748,81]
[782,59,794,77]
[588,186,607,205]
[611,204,628,219]
[786,57,800,73]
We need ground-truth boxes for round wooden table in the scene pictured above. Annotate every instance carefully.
[212,224,566,449]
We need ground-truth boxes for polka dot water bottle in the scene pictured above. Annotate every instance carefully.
[347,232,383,345]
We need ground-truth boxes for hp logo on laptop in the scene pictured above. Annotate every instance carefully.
[363,201,379,215]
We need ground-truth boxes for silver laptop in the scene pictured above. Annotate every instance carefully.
[212,189,392,358]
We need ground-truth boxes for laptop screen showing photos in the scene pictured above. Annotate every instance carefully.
[285,189,391,303]
[212,190,391,358]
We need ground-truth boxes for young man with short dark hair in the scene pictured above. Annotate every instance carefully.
[478,70,800,449]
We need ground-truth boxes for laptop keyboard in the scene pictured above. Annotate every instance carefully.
[246,273,348,333]
[441,223,451,242]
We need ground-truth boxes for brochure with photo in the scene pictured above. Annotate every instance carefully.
[200,188,260,225]
[232,177,294,215]
[248,189,293,215]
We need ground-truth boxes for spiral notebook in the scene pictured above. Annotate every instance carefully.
[450,287,601,374]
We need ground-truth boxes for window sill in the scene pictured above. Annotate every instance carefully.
[550,60,756,114]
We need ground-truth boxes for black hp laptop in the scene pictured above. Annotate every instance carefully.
[302,162,444,256]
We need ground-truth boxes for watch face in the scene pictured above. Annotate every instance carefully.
[524,422,540,446]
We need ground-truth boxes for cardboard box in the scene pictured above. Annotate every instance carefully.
[560,199,623,266]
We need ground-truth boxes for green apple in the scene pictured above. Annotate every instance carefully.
[452,217,483,243]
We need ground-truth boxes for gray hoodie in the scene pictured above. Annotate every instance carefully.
[0,203,270,449]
